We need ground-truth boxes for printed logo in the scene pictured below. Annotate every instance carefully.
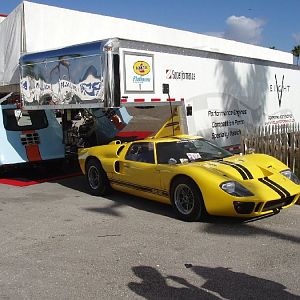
[166,69,172,79]
[269,74,291,108]
[166,69,196,80]
[133,61,150,76]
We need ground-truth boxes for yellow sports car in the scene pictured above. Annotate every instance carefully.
[78,133,300,221]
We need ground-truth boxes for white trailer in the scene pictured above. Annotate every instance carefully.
[1,3,299,169]
[20,38,300,150]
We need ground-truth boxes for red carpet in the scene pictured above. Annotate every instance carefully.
[0,172,82,187]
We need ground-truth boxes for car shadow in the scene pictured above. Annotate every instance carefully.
[57,176,298,232]
[55,175,87,193]
[128,264,299,299]
[201,217,300,244]
[84,191,175,219]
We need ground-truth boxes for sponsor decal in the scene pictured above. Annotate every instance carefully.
[269,74,291,108]
[133,61,151,76]
[125,53,154,92]
[166,69,196,80]
[207,109,247,141]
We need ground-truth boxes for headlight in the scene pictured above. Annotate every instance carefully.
[220,181,254,197]
[280,169,300,185]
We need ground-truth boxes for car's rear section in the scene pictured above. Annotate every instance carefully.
[0,105,64,168]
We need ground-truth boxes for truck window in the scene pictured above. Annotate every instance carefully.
[2,109,48,131]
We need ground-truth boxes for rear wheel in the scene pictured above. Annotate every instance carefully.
[171,177,205,221]
[86,158,111,196]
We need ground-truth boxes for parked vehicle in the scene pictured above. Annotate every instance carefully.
[78,114,300,221]
[0,93,65,169]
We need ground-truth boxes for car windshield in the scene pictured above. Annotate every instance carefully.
[156,138,233,164]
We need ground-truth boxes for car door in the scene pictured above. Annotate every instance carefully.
[112,142,167,201]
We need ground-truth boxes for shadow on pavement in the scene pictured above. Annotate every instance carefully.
[0,160,82,186]
[202,220,300,244]
[128,265,218,299]
[84,191,174,219]
[58,175,298,231]
[128,265,299,299]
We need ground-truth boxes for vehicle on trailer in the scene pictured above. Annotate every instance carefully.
[78,114,300,221]
[0,93,65,170]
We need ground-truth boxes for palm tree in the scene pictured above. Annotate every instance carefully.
[292,45,300,65]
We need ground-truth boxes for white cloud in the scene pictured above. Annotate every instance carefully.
[223,16,265,45]
[292,33,300,44]
[204,32,224,38]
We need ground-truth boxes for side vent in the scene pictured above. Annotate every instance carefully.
[114,161,120,173]
[20,132,40,145]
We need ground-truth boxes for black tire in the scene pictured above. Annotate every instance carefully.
[170,177,206,221]
[86,158,112,196]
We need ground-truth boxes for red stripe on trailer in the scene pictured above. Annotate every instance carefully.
[117,131,153,139]
[151,98,161,102]
[0,14,8,17]
[134,99,145,102]
[167,98,176,101]
[121,98,127,103]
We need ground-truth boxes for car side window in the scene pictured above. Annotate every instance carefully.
[125,142,155,164]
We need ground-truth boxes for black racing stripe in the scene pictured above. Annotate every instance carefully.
[264,177,290,197]
[222,161,254,179]
[110,179,169,197]
[258,178,285,199]
[218,161,248,180]
[233,163,254,179]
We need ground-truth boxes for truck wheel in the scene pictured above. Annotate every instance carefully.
[170,177,206,221]
[86,158,112,196]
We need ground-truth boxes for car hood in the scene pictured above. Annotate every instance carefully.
[186,154,288,181]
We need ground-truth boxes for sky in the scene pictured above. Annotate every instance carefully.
[1,0,300,53]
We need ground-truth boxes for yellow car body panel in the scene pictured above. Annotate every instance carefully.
[78,135,300,218]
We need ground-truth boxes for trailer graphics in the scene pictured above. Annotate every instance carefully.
[18,38,300,150]
[20,41,105,107]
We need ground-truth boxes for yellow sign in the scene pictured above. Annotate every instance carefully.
[133,61,150,76]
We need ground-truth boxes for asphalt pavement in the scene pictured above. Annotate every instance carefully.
[0,174,299,299]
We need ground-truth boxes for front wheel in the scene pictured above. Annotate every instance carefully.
[170,177,206,221]
[86,158,112,196]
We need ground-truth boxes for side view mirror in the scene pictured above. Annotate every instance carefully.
[168,158,177,165]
